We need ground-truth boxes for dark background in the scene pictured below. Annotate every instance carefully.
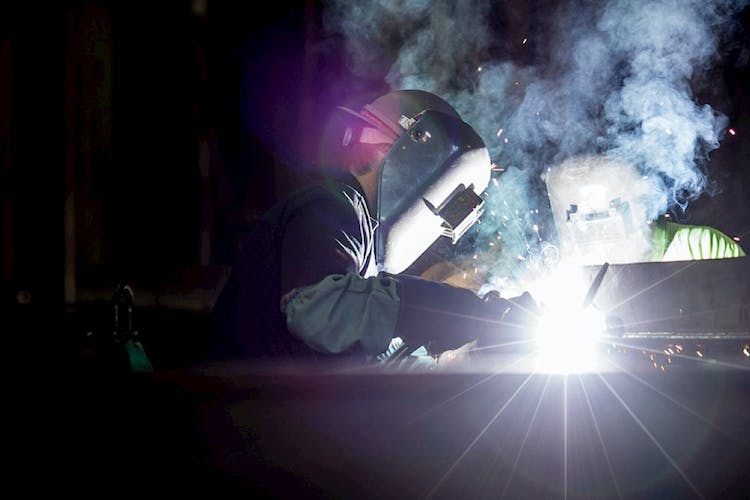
[3,2,749,497]
[1,0,748,365]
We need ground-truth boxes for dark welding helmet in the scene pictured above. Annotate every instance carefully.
[338,90,492,273]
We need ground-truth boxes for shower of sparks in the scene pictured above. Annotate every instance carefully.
[609,340,750,371]
[578,376,623,498]
[597,373,705,498]
[426,372,537,499]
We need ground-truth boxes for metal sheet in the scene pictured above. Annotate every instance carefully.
[583,256,750,336]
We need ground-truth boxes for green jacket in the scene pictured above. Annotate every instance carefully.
[651,218,746,262]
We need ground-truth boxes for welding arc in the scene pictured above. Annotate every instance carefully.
[582,262,609,308]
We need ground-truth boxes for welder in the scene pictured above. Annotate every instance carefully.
[211,89,538,367]
[545,154,746,266]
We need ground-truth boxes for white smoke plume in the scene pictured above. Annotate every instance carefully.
[321,0,748,287]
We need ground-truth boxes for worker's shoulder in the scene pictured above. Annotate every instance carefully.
[666,220,745,258]
[267,178,366,225]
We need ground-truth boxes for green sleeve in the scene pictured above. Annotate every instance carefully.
[283,273,400,356]
[660,223,746,261]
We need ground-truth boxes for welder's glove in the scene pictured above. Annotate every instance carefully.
[482,289,540,338]
[392,274,540,354]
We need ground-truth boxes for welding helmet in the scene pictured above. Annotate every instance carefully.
[336,90,492,273]
[545,155,659,266]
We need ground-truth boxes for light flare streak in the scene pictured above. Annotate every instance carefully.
[396,352,536,436]
[498,375,551,499]
[606,357,737,441]
[578,376,623,498]
[597,373,705,499]
[426,371,537,499]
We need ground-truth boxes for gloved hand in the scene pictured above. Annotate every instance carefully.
[394,274,540,354]
[481,290,540,338]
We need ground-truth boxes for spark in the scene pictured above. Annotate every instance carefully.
[522,37,528,45]
[696,350,703,358]
[478,66,483,72]
[665,128,672,135]
[496,128,504,136]
[492,178,499,187]
[504,137,509,143]
[426,372,536,499]
[743,346,749,357]
[532,224,539,232]
[728,128,736,136]
[612,340,750,371]
[598,373,705,499]
[733,236,741,242]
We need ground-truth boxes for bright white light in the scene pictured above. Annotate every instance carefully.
[534,305,605,374]
[526,264,606,374]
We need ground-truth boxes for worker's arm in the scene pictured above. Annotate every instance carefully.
[283,271,536,356]
[279,184,395,356]
[283,273,399,355]
[279,183,536,357]
[393,274,537,353]
[661,223,746,261]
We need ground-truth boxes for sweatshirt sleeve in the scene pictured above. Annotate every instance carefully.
[283,273,399,356]
[662,225,746,261]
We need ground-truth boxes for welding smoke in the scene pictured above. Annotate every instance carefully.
[321,0,748,287]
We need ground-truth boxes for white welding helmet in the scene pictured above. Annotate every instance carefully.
[545,155,660,266]
[338,90,492,274]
